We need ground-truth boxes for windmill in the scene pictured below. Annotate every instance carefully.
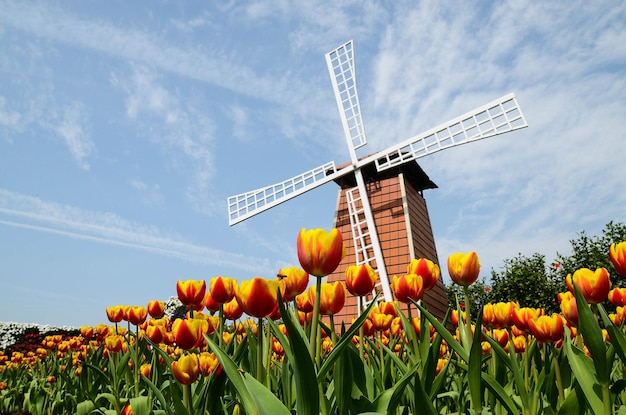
[227,40,528,317]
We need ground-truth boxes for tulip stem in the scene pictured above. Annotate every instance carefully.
[462,285,473,351]
[218,304,224,349]
[309,276,323,360]
[359,296,365,362]
[183,382,194,415]
[257,317,264,382]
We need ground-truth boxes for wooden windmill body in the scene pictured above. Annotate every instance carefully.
[227,40,528,321]
[326,159,449,323]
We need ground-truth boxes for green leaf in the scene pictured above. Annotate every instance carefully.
[572,283,608,383]
[207,336,260,415]
[468,308,484,413]
[271,294,319,415]
[333,343,353,415]
[76,400,96,415]
[598,303,626,365]
[129,396,150,415]
[317,294,380,380]
[241,372,292,415]
[412,368,438,415]
[481,372,521,415]
[483,330,528,408]
[564,333,604,414]
[416,302,469,363]
[140,374,172,415]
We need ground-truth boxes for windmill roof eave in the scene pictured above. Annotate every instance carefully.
[330,157,437,191]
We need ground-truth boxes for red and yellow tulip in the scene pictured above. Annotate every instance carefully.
[528,314,564,343]
[610,241,626,277]
[297,228,345,277]
[391,273,425,303]
[176,279,207,306]
[308,281,346,316]
[447,252,481,286]
[345,264,378,297]
[277,266,309,301]
[209,276,237,304]
[171,319,204,351]
[566,267,611,304]
[171,353,200,385]
[106,306,125,323]
[235,277,280,319]
[407,258,440,291]
[147,300,165,318]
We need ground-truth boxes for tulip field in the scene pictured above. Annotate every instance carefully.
[2,230,626,415]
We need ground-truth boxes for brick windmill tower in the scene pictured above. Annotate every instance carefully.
[227,41,528,322]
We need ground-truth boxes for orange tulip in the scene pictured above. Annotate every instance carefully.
[609,287,626,306]
[277,266,309,301]
[198,352,221,377]
[127,306,148,326]
[235,277,280,318]
[491,328,509,348]
[447,252,480,286]
[297,228,345,277]
[209,276,237,304]
[512,306,544,332]
[172,353,200,385]
[176,279,207,306]
[528,314,564,343]
[172,318,204,350]
[147,300,165,318]
[369,311,393,332]
[566,267,611,304]
[80,326,94,340]
[145,324,166,344]
[559,291,579,326]
[451,309,466,326]
[106,306,125,323]
[309,281,346,316]
[223,298,244,320]
[121,403,133,415]
[140,363,151,378]
[295,291,314,313]
[512,335,527,353]
[105,335,124,353]
[610,242,626,277]
[377,301,398,317]
[482,302,514,329]
[391,273,425,303]
[345,264,378,297]
[407,258,440,291]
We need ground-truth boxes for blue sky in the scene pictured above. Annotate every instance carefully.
[1,1,625,327]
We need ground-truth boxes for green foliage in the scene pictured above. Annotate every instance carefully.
[445,277,491,316]
[555,221,626,287]
[490,252,561,313]
[445,221,626,313]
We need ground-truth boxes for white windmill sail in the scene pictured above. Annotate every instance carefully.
[325,40,393,302]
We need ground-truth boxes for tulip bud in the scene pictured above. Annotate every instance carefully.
[345,264,378,297]
[297,228,345,277]
[447,252,480,286]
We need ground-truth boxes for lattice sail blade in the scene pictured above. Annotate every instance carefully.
[326,40,367,155]
[375,93,528,172]
[228,161,341,226]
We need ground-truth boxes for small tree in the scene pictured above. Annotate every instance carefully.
[489,253,560,314]
[446,277,491,316]
[555,221,626,288]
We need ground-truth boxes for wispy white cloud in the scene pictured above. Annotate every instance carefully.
[128,178,165,208]
[53,102,94,170]
[111,65,218,215]
[0,189,274,275]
